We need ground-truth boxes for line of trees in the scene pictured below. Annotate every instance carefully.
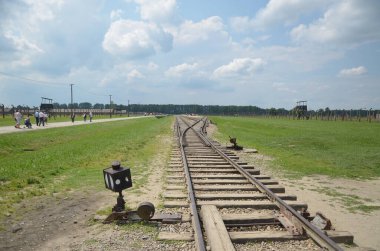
[128,104,271,115]
[37,103,272,115]
[2,103,379,119]
[52,102,112,109]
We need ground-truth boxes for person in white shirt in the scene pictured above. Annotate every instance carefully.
[34,111,39,126]
[14,110,22,128]
[39,111,45,126]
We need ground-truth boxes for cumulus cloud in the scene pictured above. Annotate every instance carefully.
[213,58,265,78]
[175,16,227,44]
[291,0,380,46]
[165,63,198,77]
[252,0,330,29]
[339,66,367,77]
[230,0,330,32]
[102,19,173,58]
[0,0,111,76]
[2,0,64,33]
[0,0,62,69]
[129,0,177,23]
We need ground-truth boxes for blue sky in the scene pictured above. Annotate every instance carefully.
[0,0,379,109]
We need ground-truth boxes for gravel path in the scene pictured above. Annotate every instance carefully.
[0,116,152,135]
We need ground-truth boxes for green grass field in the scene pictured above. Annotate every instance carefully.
[210,116,380,179]
[0,116,173,218]
[2,115,379,219]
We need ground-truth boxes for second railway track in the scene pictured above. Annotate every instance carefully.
[158,116,354,251]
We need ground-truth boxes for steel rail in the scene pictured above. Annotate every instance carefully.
[193,117,343,251]
[176,117,206,251]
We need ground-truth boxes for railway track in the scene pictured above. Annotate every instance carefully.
[158,116,353,251]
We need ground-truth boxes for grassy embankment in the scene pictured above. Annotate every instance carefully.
[0,116,173,219]
[0,114,133,127]
[210,116,380,179]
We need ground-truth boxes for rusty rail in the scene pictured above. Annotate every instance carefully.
[176,117,206,251]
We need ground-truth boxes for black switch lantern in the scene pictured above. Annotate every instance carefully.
[103,161,132,212]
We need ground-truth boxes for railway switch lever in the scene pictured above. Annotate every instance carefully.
[228,136,243,150]
[103,161,132,212]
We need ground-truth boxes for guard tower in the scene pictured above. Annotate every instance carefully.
[40,97,54,113]
[295,101,308,119]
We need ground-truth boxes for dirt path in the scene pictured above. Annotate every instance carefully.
[0,116,152,135]
[0,190,114,250]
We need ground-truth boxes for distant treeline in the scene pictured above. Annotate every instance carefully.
[129,104,274,115]
[29,102,271,114]
[2,103,379,119]
[128,104,379,121]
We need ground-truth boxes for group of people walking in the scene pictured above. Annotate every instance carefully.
[13,110,48,129]
[14,110,94,129]
[34,110,48,126]
[82,112,93,122]
[70,112,93,123]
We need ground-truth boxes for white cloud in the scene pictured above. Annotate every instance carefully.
[0,0,63,70]
[339,66,367,77]
[230,16,254,33]
[230,0,329,32]
[213,58,265,78]
[3,31,44,53]
[130,0,177,23]
[175,16,227,44]
[252,0,330,29]
[128,69,145,81]
[291,0,380,46]
[102,19,173,58]
[165,63,198,77]
[24,0,64,23]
